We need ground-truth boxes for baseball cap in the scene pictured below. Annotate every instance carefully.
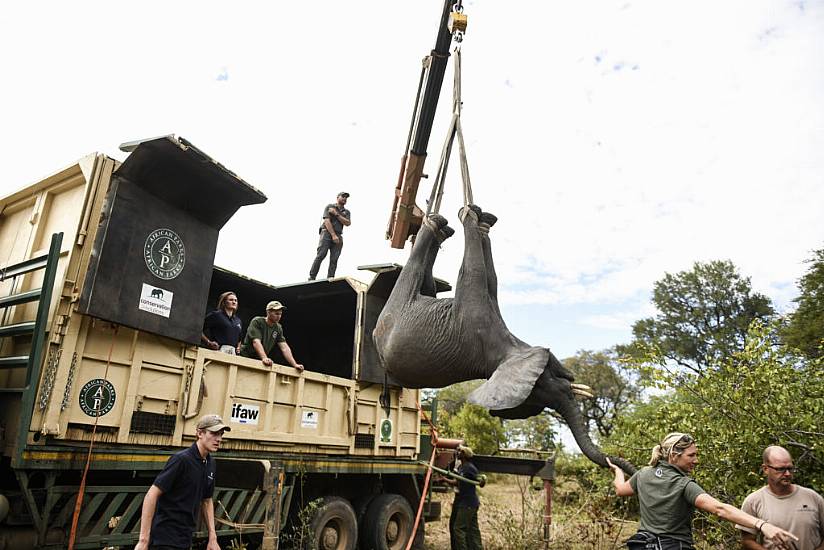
[338,191,350,198]
[458,445,474,458]
[197,414,231,432]
[266,300,286,311]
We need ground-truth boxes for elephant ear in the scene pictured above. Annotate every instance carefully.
[467,346,549,411]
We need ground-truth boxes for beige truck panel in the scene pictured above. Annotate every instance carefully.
[2,153,420,460]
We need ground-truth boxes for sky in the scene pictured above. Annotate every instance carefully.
[1,0,822,361]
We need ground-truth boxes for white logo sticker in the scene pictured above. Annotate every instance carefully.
[230,403,260,425]
[138,283,173,318]
[301,410,319,429]
[144,228,185,280]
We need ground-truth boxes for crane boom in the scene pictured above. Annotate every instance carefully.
[387,0,463,249]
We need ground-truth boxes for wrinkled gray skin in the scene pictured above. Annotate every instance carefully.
[374,206,636,475]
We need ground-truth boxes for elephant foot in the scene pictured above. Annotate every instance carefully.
[478,212,498,234]
[458,204,483,224]
[422,214,454,243]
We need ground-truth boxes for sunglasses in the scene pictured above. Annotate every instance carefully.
[765,465,796,474]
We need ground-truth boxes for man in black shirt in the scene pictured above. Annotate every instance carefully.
[135,414,230,550]
[308,191,351,280]
[447,445,483,550]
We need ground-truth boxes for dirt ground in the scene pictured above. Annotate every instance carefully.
[423,476,637,550]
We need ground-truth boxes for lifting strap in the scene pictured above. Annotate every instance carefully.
[426,46,473,217]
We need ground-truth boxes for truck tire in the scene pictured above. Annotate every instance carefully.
[360,493,414,550]
[305,496,358,550]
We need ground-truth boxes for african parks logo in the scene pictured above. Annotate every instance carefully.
[144,228,185,280]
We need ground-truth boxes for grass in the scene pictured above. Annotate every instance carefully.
[424,475,637,550]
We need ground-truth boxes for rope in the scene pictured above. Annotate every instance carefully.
[426,47,473,217]
[67,323,118,550]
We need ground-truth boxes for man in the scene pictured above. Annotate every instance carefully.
[446,445,483,550]
[239,300,304,371]
[135,414,230,550]
[308,191,351,280]
[737,445,824,550]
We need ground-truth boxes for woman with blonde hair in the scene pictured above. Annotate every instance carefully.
[201,291,242,354]
[607,432,797,549]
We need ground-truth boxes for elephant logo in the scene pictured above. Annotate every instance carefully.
[150,288,164,300]
[144,228,185,280]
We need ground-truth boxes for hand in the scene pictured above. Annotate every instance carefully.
[605,457,621,473]
[206,537,221,550]
[294,363,304,373]
[135,541,149,550]
[332,234,340,243]
[328,207,338,215]
[261,357,273,367]
[208,340,219,350]
[761,523,799,548]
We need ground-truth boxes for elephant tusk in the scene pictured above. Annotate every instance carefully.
[570,383,593,393]
[572,388,594,399]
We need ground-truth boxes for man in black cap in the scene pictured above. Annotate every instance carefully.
[308,191,351,280]
[135,414,230,550]
[446,445,483,550]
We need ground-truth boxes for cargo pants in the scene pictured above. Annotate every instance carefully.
[449,504,482,550]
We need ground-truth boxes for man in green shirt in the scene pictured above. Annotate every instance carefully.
[239,301,304,372]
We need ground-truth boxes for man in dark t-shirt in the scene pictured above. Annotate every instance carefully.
[447,445,483,550]
[135,414,230,550]
[308,191,351,280]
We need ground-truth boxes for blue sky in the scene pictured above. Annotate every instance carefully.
[1,0,822,361]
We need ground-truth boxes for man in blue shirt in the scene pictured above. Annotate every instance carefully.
[135,414,230,550]
[308,192,351,280]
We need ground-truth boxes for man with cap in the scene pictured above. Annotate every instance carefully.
[308,191,351,280]
[445,445,483,550]
[135,414,230,550]
[239,301,304,371]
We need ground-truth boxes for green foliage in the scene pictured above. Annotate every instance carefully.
[563,349,640,438]
[608,320,824,546]
[783,247,824,360]
[442,402,506,455]
[503,410,557,451]
[623,260,774,374]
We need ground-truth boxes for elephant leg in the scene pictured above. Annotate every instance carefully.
[454,205,491,311]
[393,214,453,301]
[478,211,500,316]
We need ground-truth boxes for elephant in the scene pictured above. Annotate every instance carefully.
[374,205,636,475]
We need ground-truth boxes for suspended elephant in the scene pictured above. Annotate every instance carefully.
[374,205,636,474]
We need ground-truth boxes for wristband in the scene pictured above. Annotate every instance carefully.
[756,519,765,532]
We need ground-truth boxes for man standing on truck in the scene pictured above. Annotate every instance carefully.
[239,300,305,371]
[308,191,351,280]
[135,414,230,550]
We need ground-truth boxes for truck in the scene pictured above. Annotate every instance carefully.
[0,135,462,550]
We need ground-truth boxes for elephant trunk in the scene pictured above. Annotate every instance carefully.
[556,395,637,476]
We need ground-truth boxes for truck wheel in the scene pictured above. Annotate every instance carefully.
[305,496,358,550]
[361,494,414,550]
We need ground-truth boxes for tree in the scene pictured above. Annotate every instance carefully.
[445,402,506,455]
[503,410,557,452]
[783,247,824,360]
[563,349,640,438]
[624,260,774,375]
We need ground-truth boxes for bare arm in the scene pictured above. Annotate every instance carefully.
[135,485,162,550]
[741,531,767,550]
[278,342,304,372]
[606,457,634,497]
[201,332,219,350]
[323,218,339,242]
[202,498,219,550]
[335,210,351,226]
[694,494,797,547]
[251,339,273,366]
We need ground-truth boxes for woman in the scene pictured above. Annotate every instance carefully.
[607,433,797,550]
[201,291,242,354]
